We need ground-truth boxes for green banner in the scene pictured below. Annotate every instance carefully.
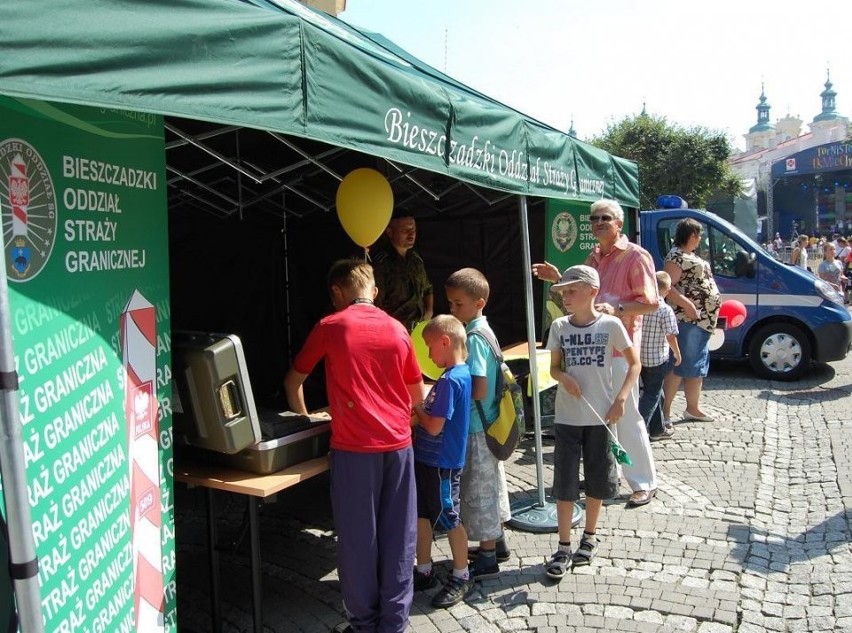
[542,199,599,331]
[542,199,637,331]
[0,97,174,632]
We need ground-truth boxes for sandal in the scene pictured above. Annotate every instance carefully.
[545,550,572,579]
[571,533,599,567]
[627,489,656,507]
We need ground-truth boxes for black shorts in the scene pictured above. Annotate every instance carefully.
[552,424,619,501]
[414,461,462,531]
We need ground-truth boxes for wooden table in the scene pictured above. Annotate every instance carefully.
[501,341,539,359]
[501,341,558,393]
[175,455,330,633]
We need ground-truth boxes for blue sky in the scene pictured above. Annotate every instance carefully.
[341,1,852,150]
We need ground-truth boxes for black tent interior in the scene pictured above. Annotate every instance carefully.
[165,117,547,410]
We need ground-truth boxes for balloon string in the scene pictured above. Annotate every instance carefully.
[579,394,620,445]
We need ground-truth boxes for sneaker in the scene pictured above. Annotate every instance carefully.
[650,425,675,441]
[468,554,500,581]
[431,575,473,608]
[412,568,439,591]
[571,533,599,567]
[467,537,511,563]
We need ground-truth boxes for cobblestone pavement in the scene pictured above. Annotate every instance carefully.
[175,354,852,633]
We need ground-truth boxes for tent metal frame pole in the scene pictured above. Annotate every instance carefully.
[518,195,546,503]
[384,160,440,201]
[508,195,558,533]
[268,133,343,182]
[241,161,329,213]
[0,259,44,632]
[165,122,263,184]
[237,128,244,222]
[282,194,293,364]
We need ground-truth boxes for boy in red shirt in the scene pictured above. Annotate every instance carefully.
[285,259,424,633]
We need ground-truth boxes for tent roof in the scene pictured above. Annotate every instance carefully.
[0,0,639,209]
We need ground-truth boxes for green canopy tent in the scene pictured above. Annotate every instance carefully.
[0,0,638,205]
[0,0,639,628]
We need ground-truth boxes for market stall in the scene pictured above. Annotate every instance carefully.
[0,1,638,631]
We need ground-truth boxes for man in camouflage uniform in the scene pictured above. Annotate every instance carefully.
[371,214,433,331]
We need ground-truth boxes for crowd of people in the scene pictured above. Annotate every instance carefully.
[284,201,722,633]
[766,231,851,302]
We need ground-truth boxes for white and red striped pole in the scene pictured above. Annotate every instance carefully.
[121,290,165,632]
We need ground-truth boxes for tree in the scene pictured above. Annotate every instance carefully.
[590,114,741,210]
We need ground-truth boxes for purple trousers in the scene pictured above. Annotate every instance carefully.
[330,446,416,633]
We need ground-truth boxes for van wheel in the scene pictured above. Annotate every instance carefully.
[748,324,811,381]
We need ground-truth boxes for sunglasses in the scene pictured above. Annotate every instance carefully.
[589,214,615,223]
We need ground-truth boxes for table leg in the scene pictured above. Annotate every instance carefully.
[206,488,222,633]
[248,497,263,633]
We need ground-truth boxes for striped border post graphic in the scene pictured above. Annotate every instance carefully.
[121,290,165,632]
[9,153,28,236]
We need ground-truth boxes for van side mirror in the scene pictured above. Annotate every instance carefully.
[735,251,757,278]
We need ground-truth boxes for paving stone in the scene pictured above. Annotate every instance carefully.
[173,358,852,632]
[696,624,733,633]
[633,610,664,624]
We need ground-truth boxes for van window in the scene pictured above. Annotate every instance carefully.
[656,217,751,279]
[707,225,750,278]
[656,218,678,256]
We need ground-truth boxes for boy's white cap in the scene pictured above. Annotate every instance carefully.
[551,264,600,290]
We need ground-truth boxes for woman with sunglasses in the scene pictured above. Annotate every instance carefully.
[661,218,721,424]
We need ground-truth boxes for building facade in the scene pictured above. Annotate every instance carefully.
[729,73,850,241]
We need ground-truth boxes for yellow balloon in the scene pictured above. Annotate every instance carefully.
[411,321,443,381]
[335,168,394,247]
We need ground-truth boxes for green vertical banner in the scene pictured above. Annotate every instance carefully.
[0,97,174,632]
[542,199,597,331]
[542,198,636,332]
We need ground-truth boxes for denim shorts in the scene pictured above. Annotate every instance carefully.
[673,321,711,378]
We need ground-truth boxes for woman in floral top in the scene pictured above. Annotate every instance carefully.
[661,219,721,423]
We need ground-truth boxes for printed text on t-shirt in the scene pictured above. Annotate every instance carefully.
[560,332,610,367]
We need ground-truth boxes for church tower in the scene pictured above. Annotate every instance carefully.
[744,85,775,151]
[809,69,848,140]
[567,116,577,139]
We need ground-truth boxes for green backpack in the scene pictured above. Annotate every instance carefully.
[468,328,526,461]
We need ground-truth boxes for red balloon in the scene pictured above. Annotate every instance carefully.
[719,300,747,329]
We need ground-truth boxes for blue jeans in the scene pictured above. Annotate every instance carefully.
[639,356,674,436]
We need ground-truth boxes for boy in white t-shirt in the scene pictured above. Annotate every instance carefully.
[544,265,640,579]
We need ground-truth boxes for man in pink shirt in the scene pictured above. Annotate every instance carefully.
[533,199,659,507]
